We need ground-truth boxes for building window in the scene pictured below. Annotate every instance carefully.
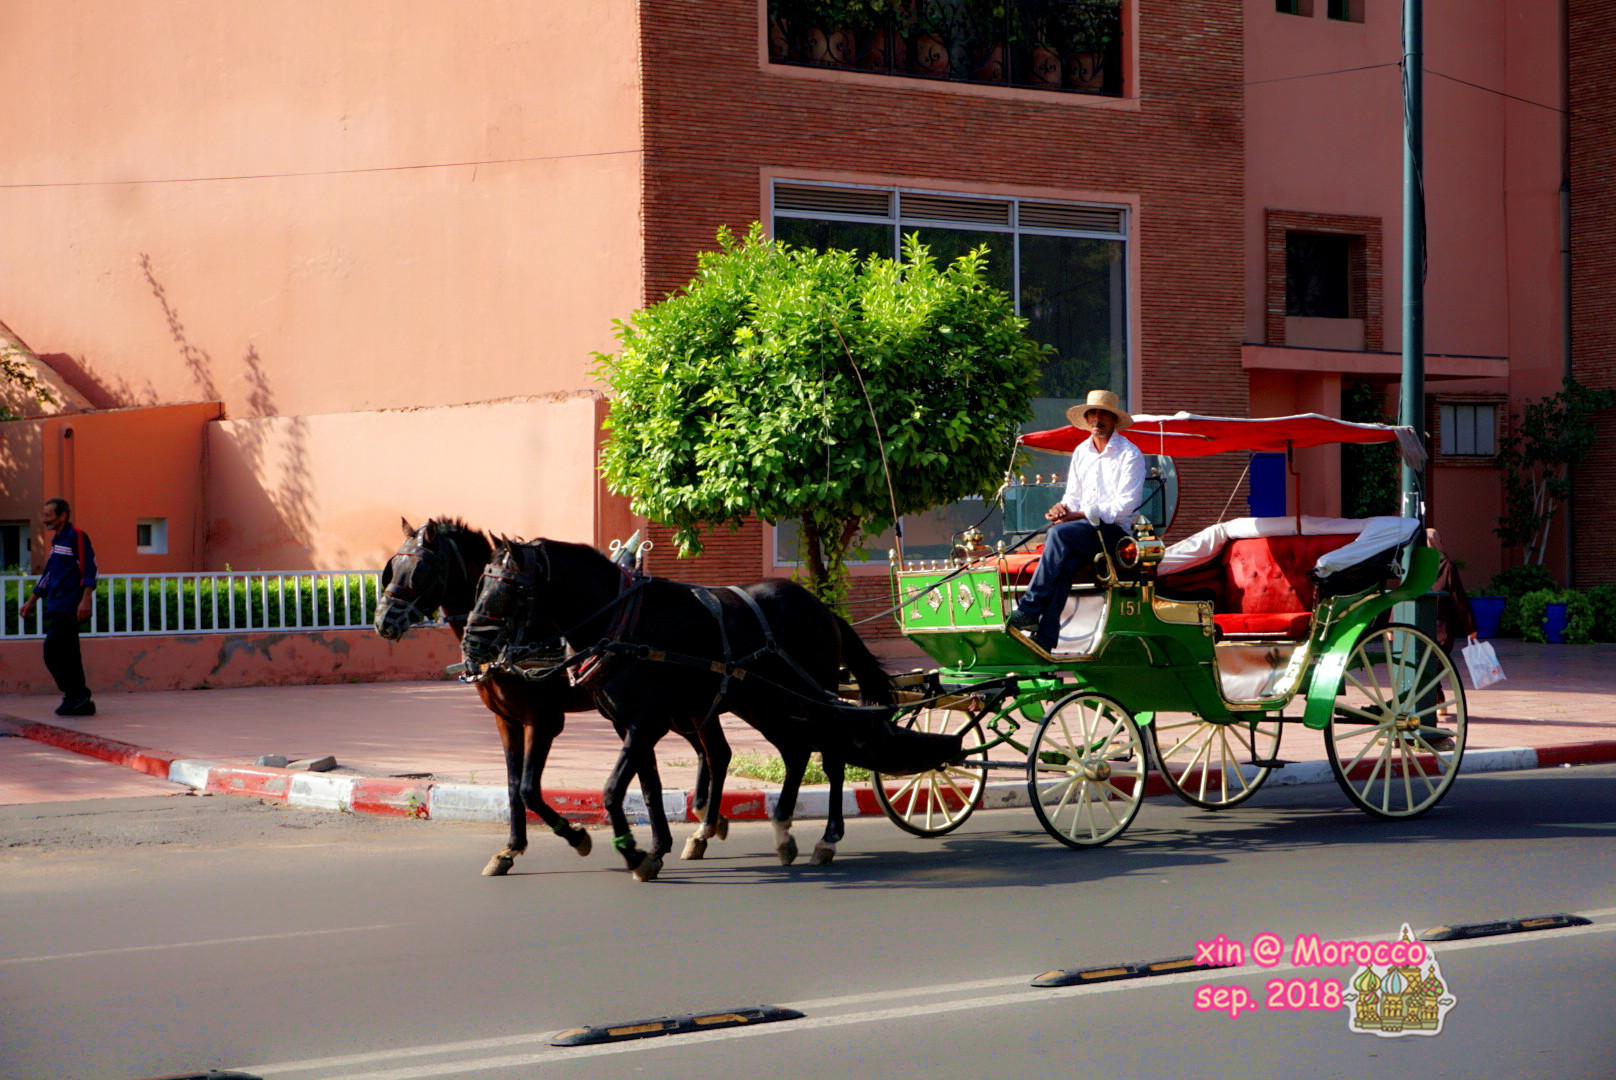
[1286,232,1357,318]
[0,521,29,570]
[1327,0,1364,22]
[771,180,1130,561]
[1438,404,1498,457]
[136,518,168,555]
[767,0,1124,97]
[1276,0,1314,15]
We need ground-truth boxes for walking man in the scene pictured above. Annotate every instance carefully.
[19,498,97,716]
[1007,390,1146,650]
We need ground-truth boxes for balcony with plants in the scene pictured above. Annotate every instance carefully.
[767,0,1124,96]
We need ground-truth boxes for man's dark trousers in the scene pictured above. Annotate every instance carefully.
[1020,520,1126,645]
[43,612,89,702]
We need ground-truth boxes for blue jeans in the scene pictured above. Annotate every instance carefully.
[1017,520,1125,645]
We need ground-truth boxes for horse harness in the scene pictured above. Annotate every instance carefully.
[385,530,471,629]
[471,542,853,715]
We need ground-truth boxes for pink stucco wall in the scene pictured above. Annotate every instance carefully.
[0,0,642,416]
[0,626,459,695]
[203,394,607,571]
[1244,0,1565,582]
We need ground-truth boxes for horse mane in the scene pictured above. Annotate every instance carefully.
[427,517,492,562]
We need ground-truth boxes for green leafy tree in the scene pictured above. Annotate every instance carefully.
[596,224,1045,602]
[1494,377,1616,565]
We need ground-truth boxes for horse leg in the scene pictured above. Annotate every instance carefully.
[521,712,591,857]
[812,752,846,865]
[681,720,732,860]
[633,751,673,882]
[603,737,652,878]
[771,742,812,866]
[482,706,528,877]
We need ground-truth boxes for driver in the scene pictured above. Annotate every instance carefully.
[1007,389,1146,650]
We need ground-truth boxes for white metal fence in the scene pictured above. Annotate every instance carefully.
[0,570,382,639]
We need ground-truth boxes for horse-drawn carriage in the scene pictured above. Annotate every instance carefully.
[379,411,1465,877]
[871,411,1464,848]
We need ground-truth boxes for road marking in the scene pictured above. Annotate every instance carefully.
[243,918,1616,1078]
[0,923,405,966]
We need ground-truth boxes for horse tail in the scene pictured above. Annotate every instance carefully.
[833,613,894,707]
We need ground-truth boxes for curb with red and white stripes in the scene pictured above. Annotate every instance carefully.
[6,715,1616,826]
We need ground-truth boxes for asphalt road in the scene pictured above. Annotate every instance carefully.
[3,764,1615,1080]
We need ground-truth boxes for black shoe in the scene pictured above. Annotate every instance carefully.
[1007,607,1040,634]
[57,696,95,717]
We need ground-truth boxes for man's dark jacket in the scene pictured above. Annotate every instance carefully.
[34,523,97,615]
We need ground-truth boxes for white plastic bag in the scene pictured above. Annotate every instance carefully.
[1461,639,1505,690]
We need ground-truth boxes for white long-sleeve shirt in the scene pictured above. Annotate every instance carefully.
[1060,432,1147,526]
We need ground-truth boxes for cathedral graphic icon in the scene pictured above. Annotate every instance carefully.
[1342,925,1456,1037]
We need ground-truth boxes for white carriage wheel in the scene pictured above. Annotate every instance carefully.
[1325,624,1467,820]
[871,706,989,837]
[1026,692,1147,849]
[1149,713,1282,810]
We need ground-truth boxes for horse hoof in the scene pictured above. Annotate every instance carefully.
[777,836,799,866]
[632,854,664,882]
[682,836,708,860]
[482,854,515,877]
[714,818,729,841]
[569,830,592,857]
[810,842,835,865]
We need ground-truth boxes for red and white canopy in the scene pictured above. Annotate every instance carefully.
[1020,411,1426,468]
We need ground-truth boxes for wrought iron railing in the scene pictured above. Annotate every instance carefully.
[0,570,381,639]
[767,0,1124,97]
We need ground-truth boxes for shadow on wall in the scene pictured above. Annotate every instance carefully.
[138,253,314,568]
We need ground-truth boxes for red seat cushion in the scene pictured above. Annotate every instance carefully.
[1002,548,1043,583]
[1212,612,1314,637]
[1222,534,1355,613]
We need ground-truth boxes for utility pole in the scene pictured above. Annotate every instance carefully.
[1399,0,1425,522]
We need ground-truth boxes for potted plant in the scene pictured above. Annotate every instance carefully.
[962,1,1011,83]
[1066,0,1120,92]
[1588,583,1616,643]
[852,0,911,71]
[909,0,959,78]
[1517,588,1594,644]
[1483,563,1554,638]
[1016,0,1068,87]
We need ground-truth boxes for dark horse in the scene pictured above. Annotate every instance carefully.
[461,537,911,881]
[373,518,730,876]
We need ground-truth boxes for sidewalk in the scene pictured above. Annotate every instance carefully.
[3,639,1615,822]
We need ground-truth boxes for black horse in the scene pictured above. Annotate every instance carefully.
[373,518,730,876]
[461,537,923,881]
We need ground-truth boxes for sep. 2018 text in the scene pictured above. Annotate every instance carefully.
[1193,980,1344,1019]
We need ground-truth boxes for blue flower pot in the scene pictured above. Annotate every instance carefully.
[1471,596,1505,640]
[1544,601,1569,644]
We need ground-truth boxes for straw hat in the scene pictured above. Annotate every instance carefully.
[1066,389,1134,431]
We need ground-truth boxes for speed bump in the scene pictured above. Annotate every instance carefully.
[1420,913,1591,942]
[550,1005,804,1046]
[1032,954,1235,988]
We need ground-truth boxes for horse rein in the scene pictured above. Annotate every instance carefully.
[381,530,471,628]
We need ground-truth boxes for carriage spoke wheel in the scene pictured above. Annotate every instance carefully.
[1326,624,1466,820]
[1026,692,1146,849]
[1149,713,1281,810]
[871,706,989,837]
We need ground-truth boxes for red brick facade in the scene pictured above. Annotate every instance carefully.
[1264,209,1385,351]
[1570,0,1616,584]
[633,0,1248,616]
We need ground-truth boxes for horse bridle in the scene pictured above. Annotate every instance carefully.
[382,529,471,628]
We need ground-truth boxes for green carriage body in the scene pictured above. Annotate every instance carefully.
[869,412,1464,847]
[893,547,1442,730]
